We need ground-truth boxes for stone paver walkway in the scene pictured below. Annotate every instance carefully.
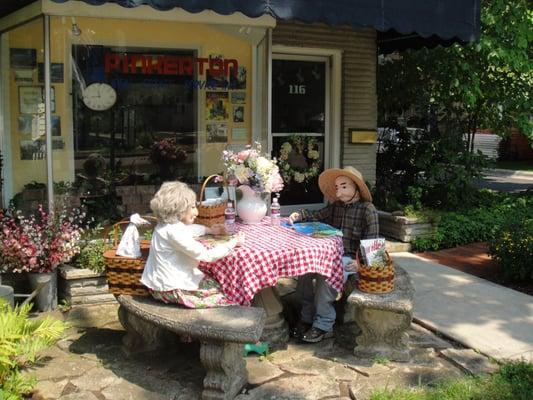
[27,303,473,400]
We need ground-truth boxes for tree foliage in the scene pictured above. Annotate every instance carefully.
[379,0,532,142]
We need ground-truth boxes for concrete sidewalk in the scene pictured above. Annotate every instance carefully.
[483,168,533,180]
[394,252,533,362]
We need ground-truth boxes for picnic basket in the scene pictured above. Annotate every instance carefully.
[102,216,157,297]
[357,251,395,294]
[196,174,226,227]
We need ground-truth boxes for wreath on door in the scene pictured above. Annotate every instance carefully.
[278,135,321,185]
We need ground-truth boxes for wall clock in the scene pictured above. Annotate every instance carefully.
[82,83,117,111]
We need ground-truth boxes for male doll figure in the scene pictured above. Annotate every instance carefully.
[289,166,379,343]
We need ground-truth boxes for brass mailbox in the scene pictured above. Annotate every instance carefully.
[350,129,377,144]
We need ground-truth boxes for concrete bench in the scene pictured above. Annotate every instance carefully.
[337,265,414,361]
[116,295,266,400]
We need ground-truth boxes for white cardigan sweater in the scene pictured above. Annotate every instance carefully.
[141,222,236,291]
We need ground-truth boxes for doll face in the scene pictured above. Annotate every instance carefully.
[334,176,358,203]
[181,205,198,225]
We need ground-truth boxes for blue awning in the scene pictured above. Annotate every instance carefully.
[1,0,480,51]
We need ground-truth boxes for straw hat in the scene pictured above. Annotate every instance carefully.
[318,166,373,203]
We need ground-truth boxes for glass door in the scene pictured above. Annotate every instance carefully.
[271,54,329,210]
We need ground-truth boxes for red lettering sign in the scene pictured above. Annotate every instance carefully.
[104,52,238,77]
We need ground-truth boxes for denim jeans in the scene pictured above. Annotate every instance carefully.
[296,273,338,332]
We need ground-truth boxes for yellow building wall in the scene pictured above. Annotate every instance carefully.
[8,16,253,194]
[8,19,49,193]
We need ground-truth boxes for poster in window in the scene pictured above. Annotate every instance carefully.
[52,116,61,136]
[19,86,55,114]
[206,54,228,89]
[233,106,244,123]
[14,70,33,83]
[20,139,45,160]
[206,123,228,143]
[10,48,37,69]
[229,66,246,89]
[38,63,64,83]
[231,128,248,142]
[230,91,245,104]
[52,138,65,150]
[206,92,229,121]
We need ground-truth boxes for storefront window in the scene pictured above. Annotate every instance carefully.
[71,45,198,182]
[43,16,263,222]
[0,17,46,211]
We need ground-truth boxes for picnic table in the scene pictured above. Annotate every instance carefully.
[200,218,344,347]
[200,218,344,306]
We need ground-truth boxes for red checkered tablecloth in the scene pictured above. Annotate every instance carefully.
[200,218,344,305]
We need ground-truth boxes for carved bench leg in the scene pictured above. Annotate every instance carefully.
[253,287,289,349]
[118,305,175,355]
[200,341,247,400]
[353,307,412,362]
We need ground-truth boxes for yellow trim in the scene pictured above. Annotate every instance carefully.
[350,130,377,144]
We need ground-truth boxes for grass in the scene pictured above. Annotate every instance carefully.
[494,160,533,171]
[370,360,533,400]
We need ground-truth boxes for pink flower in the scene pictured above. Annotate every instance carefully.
[237,150,250,161]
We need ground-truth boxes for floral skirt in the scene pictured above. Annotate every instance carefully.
[149,277,235,309]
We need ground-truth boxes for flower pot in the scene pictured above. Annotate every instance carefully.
[0,285,14,309]
[236,185,268,224]
[27,270,58,312]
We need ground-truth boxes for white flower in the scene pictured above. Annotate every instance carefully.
[308,150,320,160]
[294,172,305,183]
[234,164,251,183]
[256,156,273,175]
[281,142,292,153]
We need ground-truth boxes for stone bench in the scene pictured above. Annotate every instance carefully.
[338,265,414,361]
[116,295,266,400]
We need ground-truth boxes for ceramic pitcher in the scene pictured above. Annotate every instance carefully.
[236,185,268,224]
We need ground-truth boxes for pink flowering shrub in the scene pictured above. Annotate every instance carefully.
[0,204,86,273]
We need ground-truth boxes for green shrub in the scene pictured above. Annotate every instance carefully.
[0,301,67,399]
[75,239,110,273]
[412,192,532,252]
[488,216,533,282]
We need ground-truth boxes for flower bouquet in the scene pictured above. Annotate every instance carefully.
[0,205,86,273]
[221,143,284,223]
[221,142,284,193]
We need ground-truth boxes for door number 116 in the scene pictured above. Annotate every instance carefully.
[289,84,306,95]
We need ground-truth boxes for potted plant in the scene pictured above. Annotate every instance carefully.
[149,137,187,181]
[0,204,86,311]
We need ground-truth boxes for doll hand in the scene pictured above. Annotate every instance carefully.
[234,231,246,246]
[345,260,358,273]
[288,212,301,225]
[209,224,227,236]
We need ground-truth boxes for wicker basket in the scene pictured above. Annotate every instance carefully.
[102,216,157,297]
[357,252,395,294]
[196,174,227,227]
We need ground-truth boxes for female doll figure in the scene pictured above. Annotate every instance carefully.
[141,181,244,308]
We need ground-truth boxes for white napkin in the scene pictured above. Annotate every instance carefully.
[201,198,223,206]
[116,214,150,258]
